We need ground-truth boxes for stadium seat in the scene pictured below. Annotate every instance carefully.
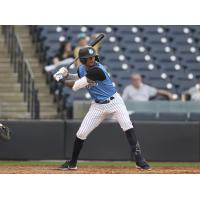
[33,25,200,119]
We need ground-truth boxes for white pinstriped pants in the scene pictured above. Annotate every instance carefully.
[76,92,133,140]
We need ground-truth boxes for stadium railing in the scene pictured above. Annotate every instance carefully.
[1,25,40,119]
[73,100,200,120]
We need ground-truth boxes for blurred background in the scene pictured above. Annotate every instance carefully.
[1,25,200,120]
[0,25,200,162]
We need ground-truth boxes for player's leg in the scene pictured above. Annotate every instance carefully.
[111,94,151,170]
[61,104,107,169]
[111,101,140,154]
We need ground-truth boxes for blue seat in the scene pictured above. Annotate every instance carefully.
[120,35,145,44]
[123,43,144,52]
[181,54,199,63]
[140,70,168,80]
[174,80,197,94]
[150,44,168,54]
[111,69,131,79]
[184,63,200,75]
[148,79,173,90]
[155,54,177,63]
[71,89,91,100]
[101,43,116,53]
[167,26,186,34]
[159,62,179,70]
[145,35,169,45]
[160,68,185,79]
[143,26,163,34]
[33,25,200,115]
[132,62,157,71]
[116,26,133,35]
[129,54,150,63]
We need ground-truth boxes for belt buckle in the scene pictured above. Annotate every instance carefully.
[96,96,114,104]
[105,100,110,104]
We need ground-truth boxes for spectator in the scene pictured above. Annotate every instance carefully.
[74,33,100,66]
[122,73,174,101]
[45,41,74,72]
[52,41,74,65]
[182,81,200,101]
[74,33,88,59]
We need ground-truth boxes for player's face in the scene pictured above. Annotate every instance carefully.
[85,57,95,67]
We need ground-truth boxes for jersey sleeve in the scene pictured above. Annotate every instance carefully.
[86,67,106,81]
[77,65,84,78]
[77,68,81,78]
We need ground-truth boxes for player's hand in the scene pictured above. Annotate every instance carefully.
[53,67,69,82]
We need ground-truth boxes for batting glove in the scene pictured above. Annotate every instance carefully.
[53,67,69,82]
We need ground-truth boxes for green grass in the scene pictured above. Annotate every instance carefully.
[0,161,200,167]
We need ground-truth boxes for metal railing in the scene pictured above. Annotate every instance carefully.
[1,26,40,119]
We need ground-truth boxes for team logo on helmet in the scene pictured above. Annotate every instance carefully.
[88,48,94,55]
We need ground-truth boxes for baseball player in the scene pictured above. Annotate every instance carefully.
[54,46,151,170]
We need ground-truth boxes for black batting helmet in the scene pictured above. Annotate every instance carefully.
[79,46,99,64]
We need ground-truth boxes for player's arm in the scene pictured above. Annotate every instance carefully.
[72,67,106,91]
[54,67,79,81]
[67,73,79,80]
[64,80,76,88]
[63,77,91,90]
[54,67,105,91]
[157,89,173,99]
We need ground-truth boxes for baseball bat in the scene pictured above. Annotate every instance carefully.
[89,33,105,47]
[64,33,105,69]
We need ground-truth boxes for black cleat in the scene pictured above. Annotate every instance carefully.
[60,161,77,170]
[135,154,151,170]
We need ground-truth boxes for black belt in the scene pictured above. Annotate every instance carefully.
[95,96,115,104]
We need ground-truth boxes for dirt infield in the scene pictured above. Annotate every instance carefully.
[0,165,200,174]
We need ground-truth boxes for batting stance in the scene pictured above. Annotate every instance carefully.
[54,46,151,170]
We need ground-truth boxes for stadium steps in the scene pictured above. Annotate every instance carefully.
[0,30,30,119]
[14,25,59,119]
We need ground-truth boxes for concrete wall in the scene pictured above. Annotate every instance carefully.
[0,120,65,160]
[0,120,199,161]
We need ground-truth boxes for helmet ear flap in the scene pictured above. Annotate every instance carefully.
[80,57,87,64]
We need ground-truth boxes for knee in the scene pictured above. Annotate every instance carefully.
[122,121,134,132]
[124,127,134,134]
[76,131,87,140]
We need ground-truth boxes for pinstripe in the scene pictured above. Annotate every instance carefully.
[76,92,133,140]
[76,104,106,140]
